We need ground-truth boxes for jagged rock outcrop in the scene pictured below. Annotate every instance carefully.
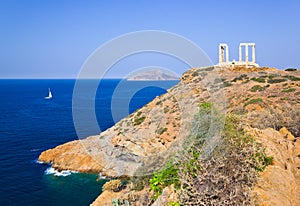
[39,140,103,173]
[247,127,300,205]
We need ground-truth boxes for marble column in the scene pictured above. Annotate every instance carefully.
[252,44,256,63]
[226,45,229,63]
[219,45,223,63]
[245,44,249,63]
[239,45,242,62]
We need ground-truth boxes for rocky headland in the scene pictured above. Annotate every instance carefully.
[39,65,300,205]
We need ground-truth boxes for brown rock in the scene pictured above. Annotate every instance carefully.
[90,187,153,206]
[245,103,263,111]
[38,140,103,173]
[294,139,300,157]
[280,127,295,141]
[248,127,300,205]
[90,190,123,206]
[152,184,178,206]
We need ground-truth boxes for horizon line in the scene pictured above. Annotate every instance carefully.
[0,77,180,80]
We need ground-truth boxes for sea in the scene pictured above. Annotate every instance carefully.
[0,79,178,206]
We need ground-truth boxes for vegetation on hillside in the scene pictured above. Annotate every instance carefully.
[143,102,273,205]
[97,66,300,205]
[246,107,300,137]
[177,103,272,205]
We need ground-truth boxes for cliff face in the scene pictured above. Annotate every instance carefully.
[248,127,300,205]
[38,66,300,205]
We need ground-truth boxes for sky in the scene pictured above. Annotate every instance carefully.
[0,0,299,78]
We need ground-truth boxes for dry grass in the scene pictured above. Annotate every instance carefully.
[245,107,300,137]
[178,114,271,205]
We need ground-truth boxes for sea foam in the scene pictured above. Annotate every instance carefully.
[34,159,44,164]
[44,167,78,177]
[97,172,107,179]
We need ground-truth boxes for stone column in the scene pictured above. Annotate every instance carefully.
[239,45,242,62]
[252,44,256,63]
[221,46,224,63]
[226,45,229,63]
[219,44,223,63]
[245,44,249,63]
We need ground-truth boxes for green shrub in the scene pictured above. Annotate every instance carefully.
[164,107,170,113]
[252,153,274,172]
[223,81,232,87]
[130,175,152,191]
[282,88,296,93]
[214,78,223,84]
[244,97,250,102]
[268,75,276,79]
[168,201,180,206]
[150,161,180,200]
[133,116,146,125]
[295,91,300,95]
[285,68,297,71]
[231,74,248,82]
[244,98,263,106]
[268,78,287,84]
[283,75,300,81]
[202,66,214,71]
[157,127,167,135]
[156,100,162,105]
[199,102,212,110]
[191,71,198,77]
[251,85,264,92]
[181,150,201,178]
[251,77,265,83]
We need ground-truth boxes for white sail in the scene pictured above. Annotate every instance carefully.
[48,89,52,98]
[45,88,52,99]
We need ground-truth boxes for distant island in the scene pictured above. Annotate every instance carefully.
[127,69,179,81]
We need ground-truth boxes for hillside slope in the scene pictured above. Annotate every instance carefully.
[39,66,300,205]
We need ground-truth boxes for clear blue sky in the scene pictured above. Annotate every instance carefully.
[0,0,299,78]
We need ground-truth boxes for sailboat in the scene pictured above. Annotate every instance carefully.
[45,88,52,99]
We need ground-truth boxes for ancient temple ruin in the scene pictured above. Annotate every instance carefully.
[217,43,259,67]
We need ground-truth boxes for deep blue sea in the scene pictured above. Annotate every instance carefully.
[0,79,178,206]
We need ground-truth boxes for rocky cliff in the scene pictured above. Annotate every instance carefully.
[249,127,300,205]
[38,65,300,205]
